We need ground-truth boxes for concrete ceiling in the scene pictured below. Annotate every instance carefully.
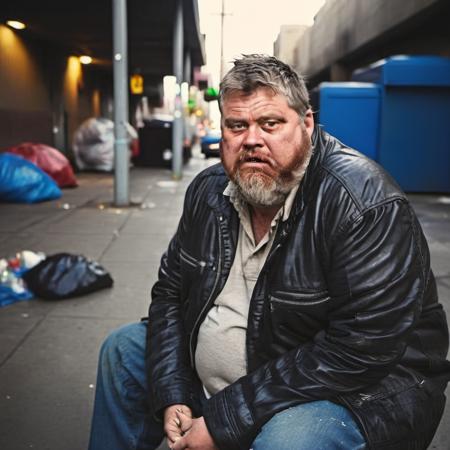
[1,0,205,82]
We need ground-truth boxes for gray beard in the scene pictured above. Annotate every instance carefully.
[234,144,312,207]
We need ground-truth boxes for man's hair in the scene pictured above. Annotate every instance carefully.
[219,54,311,118]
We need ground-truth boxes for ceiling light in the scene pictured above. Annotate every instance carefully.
[79,55,93,65]
[7,20,26,30]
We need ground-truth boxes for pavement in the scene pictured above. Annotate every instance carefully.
[0,149,449,450]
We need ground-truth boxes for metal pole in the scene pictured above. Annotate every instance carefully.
[220,0,225,79]
[183,52,192,149]
[112,0,129,206]
[184,52,191,84]
[172,0,184,179]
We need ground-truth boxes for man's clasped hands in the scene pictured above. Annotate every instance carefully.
[164,404,219,450]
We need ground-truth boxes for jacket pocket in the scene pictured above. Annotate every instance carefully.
[270,290,331,308]
[180,248,206,273]
[268,290,330,347]
[339,367,442,449]
[179,248,207,308]
[344,365,425,408]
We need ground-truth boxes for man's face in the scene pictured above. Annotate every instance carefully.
[220,87,314,207]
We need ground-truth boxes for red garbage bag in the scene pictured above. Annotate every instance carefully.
[8,142,78,188]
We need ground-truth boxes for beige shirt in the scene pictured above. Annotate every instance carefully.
[195,182,299,397]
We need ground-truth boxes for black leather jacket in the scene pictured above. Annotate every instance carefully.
[148,128,450,450]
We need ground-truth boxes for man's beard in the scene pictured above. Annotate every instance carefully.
[231,129,312,207]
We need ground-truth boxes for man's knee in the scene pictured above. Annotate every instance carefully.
[251,401,366,450]
[99,322,147,376]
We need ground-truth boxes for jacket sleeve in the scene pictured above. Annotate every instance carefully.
[146,178,200,418]
[203,198,429,449]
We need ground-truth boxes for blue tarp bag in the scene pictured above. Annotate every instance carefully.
[0,285,34,308]
[0,153,61,203]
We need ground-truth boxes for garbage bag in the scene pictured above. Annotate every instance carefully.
[0,258,34,307]
[22,253,113,300]
[7,250,46,276]
[8,142,77,188]
[0,153,62,203]
[72,118,137,171]
[0,285,34,307]
[73,118,115,171]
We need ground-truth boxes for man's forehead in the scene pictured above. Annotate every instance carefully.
[222,86,278,103]
[221,87,291,114]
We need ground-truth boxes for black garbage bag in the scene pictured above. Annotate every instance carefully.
[22,253,113,299]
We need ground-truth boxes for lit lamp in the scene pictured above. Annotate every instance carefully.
[79,55,93,65]
[130,74,144,95]
[6,20,26,30]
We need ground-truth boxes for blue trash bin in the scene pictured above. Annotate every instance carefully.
[318,82,381,161]
[318,55,450,192]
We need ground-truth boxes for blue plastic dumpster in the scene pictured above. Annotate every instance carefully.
[318,56,450,192]
[318,82,381,161]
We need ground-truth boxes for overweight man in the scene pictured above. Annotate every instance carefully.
[89,55,450,450]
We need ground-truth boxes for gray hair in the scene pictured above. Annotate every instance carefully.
[219,54,311,118]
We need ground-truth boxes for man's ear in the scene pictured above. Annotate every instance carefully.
[303,109,315,137]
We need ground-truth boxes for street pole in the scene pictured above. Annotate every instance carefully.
[172,0,184,180]
[112,0,129,206]
[220,0,225,80]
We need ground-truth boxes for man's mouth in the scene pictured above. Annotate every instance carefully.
[245,156,265,163]
[241,154,272,166]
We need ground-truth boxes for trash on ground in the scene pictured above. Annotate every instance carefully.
[140,202,156,209]
[72,117,138,172]
[0,153,61,203]
[22,253,113,300]
[9,250,46,274]
[437,196,450,205]
[0,255,36,307]
[156,180,178,188]
[7,142,78,188]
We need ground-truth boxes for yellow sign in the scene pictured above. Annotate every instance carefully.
[130,74,144,94]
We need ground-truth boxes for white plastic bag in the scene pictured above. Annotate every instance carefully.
[73,118,137,172]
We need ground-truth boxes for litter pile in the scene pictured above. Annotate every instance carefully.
[73,117,138,172]
[0,251,113,307]
[0,153,62,203]
[0,142,78,204]
[8,142,78,188]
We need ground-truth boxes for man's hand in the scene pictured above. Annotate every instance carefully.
[171,415,218,450]
[164,404,193,447]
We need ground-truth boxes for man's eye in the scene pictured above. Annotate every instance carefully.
[264,121,278,128]
[229,123,246,130]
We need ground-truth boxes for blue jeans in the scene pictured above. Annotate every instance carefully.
[88,322,366,450]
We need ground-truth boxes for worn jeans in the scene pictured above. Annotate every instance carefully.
[88,322,366,450]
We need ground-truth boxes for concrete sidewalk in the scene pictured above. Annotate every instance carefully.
[0,152,449,450]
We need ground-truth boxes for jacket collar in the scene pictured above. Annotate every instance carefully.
[289,126,333,220]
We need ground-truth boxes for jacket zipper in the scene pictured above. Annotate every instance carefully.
[189,213,223,368]
[180,248,206,272]
[270,295,331,307]
[272,289,329,299]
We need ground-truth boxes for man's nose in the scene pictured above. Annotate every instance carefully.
[243,125,263,150]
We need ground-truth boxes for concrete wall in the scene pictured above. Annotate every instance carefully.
[274,25,307,67]
[0,24,112,154]
[0,25,53,149]
[294,0,450,86]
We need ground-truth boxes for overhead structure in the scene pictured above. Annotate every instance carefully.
[2,0,205,83]
[290,0,450,87]
[1,0,206,204]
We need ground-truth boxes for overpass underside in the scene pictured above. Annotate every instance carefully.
[294,0,450,87]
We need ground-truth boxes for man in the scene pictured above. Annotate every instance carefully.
[89,55,450,450]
